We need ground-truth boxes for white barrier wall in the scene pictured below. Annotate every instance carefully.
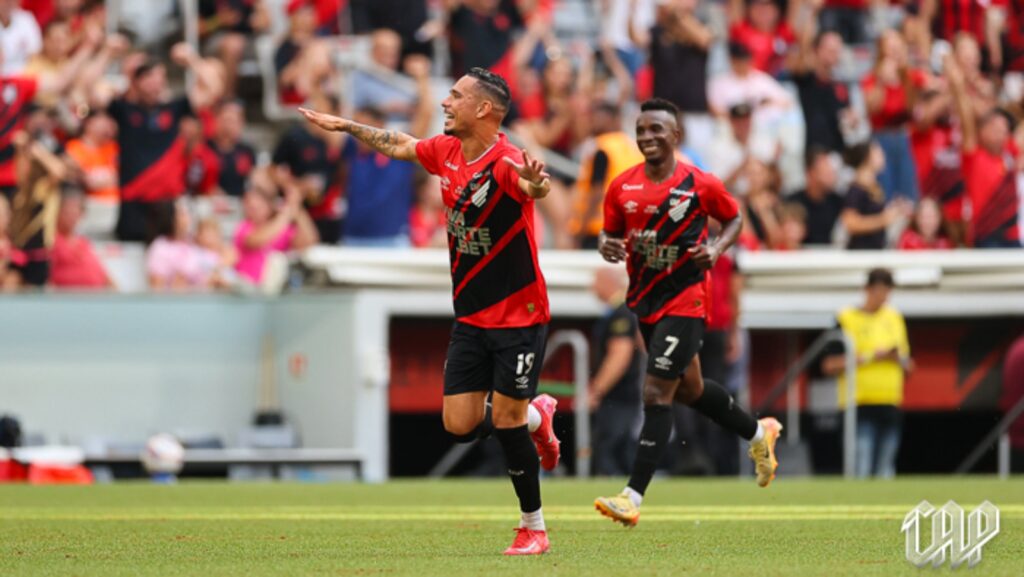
[0,293,386,481]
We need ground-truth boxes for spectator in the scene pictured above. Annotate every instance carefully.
[778,201,808,250]
[518,52,592,159]
[743,158,785,248]
[822,268,911,479]
[207,100,256,198]
[107,43,221,241]
[707,41,794,123]
[234,171,318,287]
[570,102,644,249]
[66,111,119,203]
[861,30,925,200]
[0,194,24,290]
[897,197,953,249]
[0,0,42,76]
[275,0,335,105]
[947,55,1022,248]
[0,31,112,203]
[7,130,72,288]
[23,20,71,109]
[634,0,715,161]
[599,0,656,79]
[445,0,524,79]
[195,216,240,289]
[146,201,217,291]
[909,88,965,245]
[950,33,996,118]
[818,0,873,46]
[920,0,990,50]
[198,0,269,98]
[791,23,853,156]
[708,102,779,198]
[588,266,642,477]
[350,0,433,59]
[841,141,912,249]
[49,187,112,289]
[349,28,422,123]
[727,0,797,77]
[182,118,220,196]
[789,146,843,245]
[409,171,446,248]
[272,94,344,243]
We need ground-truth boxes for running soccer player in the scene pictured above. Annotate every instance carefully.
[593,99,782,527]
[299,68,559,555]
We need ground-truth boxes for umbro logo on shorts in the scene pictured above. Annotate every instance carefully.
[515,376,530,388]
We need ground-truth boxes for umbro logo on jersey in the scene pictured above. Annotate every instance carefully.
[624,201,639,213]
[471,181,491,207]
[644,205,658,214]
[669,198,692,222]
[444,161,460,171]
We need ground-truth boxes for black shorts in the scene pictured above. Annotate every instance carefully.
[639,316,704,381]
[444,321,549,400]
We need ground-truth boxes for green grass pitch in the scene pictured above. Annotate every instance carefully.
[1,477,1021,576]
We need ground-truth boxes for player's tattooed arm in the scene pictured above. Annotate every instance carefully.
[298,108,420,162]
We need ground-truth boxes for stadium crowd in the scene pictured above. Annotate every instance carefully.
[1,0,1023,293]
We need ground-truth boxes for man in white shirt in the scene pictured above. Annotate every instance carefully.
[708,41,792,127]
[0,0,42,76]
[707,103,779,198]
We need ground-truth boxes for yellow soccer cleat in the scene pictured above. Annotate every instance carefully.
[748,417,783,488]
[594,493,640,527]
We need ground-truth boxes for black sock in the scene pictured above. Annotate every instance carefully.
[447,403,494,443]
[627,404,674,495]
[494,425,541,513]
[690,379,758,440]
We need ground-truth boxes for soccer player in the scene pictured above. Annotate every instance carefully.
[299,68,560,555]
[593,98,782,527]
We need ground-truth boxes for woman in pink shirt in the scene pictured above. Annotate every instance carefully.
[146,200,219,291]
[234,170,317,284]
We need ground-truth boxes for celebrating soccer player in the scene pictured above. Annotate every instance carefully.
[299,68,559,555]
[593,99,783,527]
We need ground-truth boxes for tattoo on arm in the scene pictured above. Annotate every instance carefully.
[345,122,416,160]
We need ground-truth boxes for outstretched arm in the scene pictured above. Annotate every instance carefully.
[299,108,421,163]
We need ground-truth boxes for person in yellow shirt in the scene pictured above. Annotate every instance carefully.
[823,268,912,478]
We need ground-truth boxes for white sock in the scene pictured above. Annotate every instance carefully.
[623,486,643,508]
[521,508,545,531]
[527,404,541,433]
[750,421,765,444]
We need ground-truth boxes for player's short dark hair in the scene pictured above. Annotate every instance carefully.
[467,67,511,116]
[866,268,895,288]
[639,98,681,127]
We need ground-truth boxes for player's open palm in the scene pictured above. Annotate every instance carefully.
[504,150,549,187]
[298,108,348,133]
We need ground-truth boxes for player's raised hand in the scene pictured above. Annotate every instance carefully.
[688,244,720,270]
[504,149,551,197]
[599,233,628,263]
[298,108,350,133]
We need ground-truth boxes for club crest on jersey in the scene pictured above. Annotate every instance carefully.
[471,180,491,207]
[2,85,16,105]
[624,200,639,213]
[669,197,692,222]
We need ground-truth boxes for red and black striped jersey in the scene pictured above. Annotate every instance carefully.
[416,134,549,328]
[108,96,193,202]
[0,76,38,188]
[603,161,739,324]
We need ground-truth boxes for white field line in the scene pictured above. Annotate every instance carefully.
[1,505,1022,523]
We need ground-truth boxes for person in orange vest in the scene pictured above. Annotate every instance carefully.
[570,102,644,249]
